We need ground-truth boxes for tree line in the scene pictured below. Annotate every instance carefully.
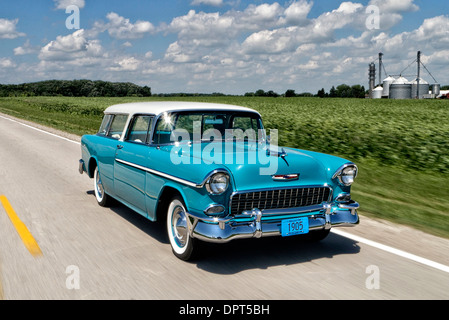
[245,84,367,98]
[0,80,152,97]
[0,79,368,98]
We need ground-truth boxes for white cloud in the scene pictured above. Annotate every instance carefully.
[54,0,85,10]
[94,12,155,39]
[369,0,418,13]
[280,0,313,25]
[39,29,104,62]
[109,57,141,71]
[191,0,223,6]
[0,58,17,69]
[14,40,39,55]
[164,41,197,63]
[0,18,25,39]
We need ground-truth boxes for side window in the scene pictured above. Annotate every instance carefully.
[203,115,226,137]
[154,113,175,145]
[174,114,202,142]
[107,114,128,140]
[126,115,153,144]
[98,114,113,136]
[232,116,259,141]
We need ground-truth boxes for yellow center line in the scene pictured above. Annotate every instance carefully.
[0,195,42,257]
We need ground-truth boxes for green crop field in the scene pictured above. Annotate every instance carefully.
[0,96,448,238]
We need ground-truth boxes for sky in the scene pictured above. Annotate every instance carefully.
[1,0,449,94]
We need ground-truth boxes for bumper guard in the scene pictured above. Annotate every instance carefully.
[187,201,360,243]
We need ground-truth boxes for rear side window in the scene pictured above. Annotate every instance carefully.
[107,114,128,140]
[126,115,154,144]
[98,114,113,136]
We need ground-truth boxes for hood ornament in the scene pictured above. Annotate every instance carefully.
[267,147,289,166]
[272,173,300,181]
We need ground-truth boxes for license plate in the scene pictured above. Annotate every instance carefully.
[281,217,309,237]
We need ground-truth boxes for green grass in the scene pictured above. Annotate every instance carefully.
[1,96,448,238]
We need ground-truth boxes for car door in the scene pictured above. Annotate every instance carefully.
[114,115,154,216]
[95,114,129,198]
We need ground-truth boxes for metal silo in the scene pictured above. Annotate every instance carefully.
[431,83,441,96]
[369,63,376,98]
[382,76,395,98]
[372,86,383,99]
[389,76,412,99]
[411,77,430,99]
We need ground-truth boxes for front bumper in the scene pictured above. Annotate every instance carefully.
[187,201,360,243]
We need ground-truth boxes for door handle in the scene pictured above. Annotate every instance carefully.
[117,145,124,150]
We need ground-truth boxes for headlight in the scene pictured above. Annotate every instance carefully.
[205,172,229,195]
[333,164,358,186]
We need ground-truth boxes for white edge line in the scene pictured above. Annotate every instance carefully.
[0,115,81,145]
[2,114,449,274]
[332,229,449,274]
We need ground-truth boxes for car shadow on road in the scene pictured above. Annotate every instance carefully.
[86,190,169,244]
[194,234,361,274]
[88,191,361,274]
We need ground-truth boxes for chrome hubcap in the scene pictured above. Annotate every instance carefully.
[171,206,188,248]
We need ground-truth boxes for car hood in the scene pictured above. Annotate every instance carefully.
[164,141,350,191]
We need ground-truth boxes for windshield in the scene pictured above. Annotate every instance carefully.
[153,111,265,145]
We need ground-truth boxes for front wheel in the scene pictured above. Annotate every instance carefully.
[166,196,198,261]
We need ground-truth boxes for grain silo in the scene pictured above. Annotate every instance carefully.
[431,83,441,96]
[372,86,383,99]
[389,76,412,99]
[382,76,395,98]
[411,77,430,99]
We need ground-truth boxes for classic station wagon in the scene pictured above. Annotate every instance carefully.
[79,102,359,260]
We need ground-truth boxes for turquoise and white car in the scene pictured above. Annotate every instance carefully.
[79,102,359,260]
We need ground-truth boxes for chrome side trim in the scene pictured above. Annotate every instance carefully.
[115,158,199,188]
[115,158,230,190]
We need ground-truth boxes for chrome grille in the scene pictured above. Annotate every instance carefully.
[230,186,331,215]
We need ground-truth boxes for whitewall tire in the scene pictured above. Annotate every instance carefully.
[94,166,110,207]
[166,196,197,261]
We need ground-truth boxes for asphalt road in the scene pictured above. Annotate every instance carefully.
[0,113,449,300]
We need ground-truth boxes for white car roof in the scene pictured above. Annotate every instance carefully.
[104,101,260,116]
